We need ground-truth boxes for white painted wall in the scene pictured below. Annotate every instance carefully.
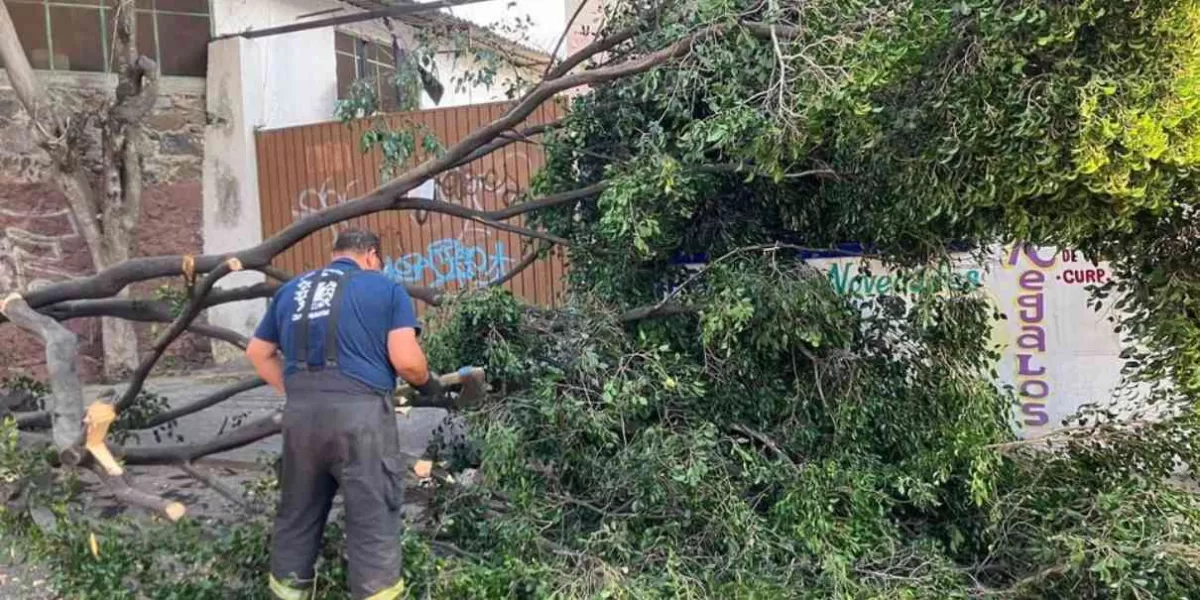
[202,36,267,361]
[210,0,340,129]
[426,52,530,107]
[806,246,1140,437]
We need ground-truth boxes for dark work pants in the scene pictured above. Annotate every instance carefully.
[270,370,405,599]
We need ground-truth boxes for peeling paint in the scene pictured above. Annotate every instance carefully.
[215,161,241,227]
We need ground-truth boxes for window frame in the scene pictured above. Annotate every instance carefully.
[6,0,211,76]
[336,30,418,114]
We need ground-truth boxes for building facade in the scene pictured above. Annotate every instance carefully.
[0,0,550,375]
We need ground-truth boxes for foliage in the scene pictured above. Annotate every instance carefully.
[1,375,49,412]
[0,418,49,494]
[152,284,189,319]
[7,0,1200,597]
[413,0,1200,597]
[334,64,444,181]
[110,390,180,445]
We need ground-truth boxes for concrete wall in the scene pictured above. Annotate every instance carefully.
[0,71,208,381]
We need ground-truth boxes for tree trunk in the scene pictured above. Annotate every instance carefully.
[102,305,139,378]
[98,230,139,378]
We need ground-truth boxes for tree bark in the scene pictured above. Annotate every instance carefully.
[0,0,158,378]
[0,294,84,452]
[102,292,140,379]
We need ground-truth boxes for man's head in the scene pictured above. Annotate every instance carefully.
[332,229,384,271]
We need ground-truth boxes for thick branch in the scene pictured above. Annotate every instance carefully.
[110,56,160,125]
[619,303,697,322]
[17,21,728,310]
[487,182,607,221]
[141,377,265,429]
[116,259,243,412]
[449,122,559,171]
[41,296,248,349]
[256,265,293,283]
[89,466,186,521]
[0,0,54,129]
[121,372,481,471]
[0,294,84,451]
[547,24,638,79]
[120,410,283,465]
[401,196,572,245]
[14,410,51,430]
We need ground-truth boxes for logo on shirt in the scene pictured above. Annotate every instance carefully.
[291,268,344,322]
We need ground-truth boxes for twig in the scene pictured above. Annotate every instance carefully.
[488,241,549,288]
[545,0,591,78]
[730,423,798,467]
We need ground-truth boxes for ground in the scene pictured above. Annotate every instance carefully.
[0,551,54,600]
[1,366,453,599]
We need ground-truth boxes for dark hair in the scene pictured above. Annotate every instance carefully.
[332,228,382,256]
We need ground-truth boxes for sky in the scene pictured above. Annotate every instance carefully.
[447,0,569,56]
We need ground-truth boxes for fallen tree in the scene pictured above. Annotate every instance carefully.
[0,1,791,527]
[2,0,1200,597]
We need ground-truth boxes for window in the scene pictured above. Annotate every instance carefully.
[5,0,210,77]
[336,32,421,113]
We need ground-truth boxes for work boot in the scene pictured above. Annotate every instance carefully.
[268,573,314,600]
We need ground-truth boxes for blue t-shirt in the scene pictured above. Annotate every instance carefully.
[252,258,420,393]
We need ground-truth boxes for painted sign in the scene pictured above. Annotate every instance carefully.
[805,245,1126,437]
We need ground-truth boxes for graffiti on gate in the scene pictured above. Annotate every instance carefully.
[0,206,82,292]
[384,239,514,288]
[411,164,522,226]
[292,178,361,219]
[288,161,524,225]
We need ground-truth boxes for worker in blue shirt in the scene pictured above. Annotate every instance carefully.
[245,229,443,600]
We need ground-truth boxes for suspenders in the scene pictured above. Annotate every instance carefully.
[291,267,359,371]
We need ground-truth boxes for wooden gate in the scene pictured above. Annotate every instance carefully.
[255,101,566,310]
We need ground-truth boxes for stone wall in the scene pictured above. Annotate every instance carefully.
[0,71,210,382]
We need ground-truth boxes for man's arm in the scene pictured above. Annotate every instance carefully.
[246,290,286,395]
[246,338,285,395]
[387,328,431,386]
[386,283,439,396]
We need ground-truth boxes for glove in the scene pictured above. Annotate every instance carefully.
[413,374,447,407]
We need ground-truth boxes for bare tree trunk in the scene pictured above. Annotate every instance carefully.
[102,296,140,377]
[0,0,152,379]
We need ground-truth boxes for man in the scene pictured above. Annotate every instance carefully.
[245,229,443,600]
